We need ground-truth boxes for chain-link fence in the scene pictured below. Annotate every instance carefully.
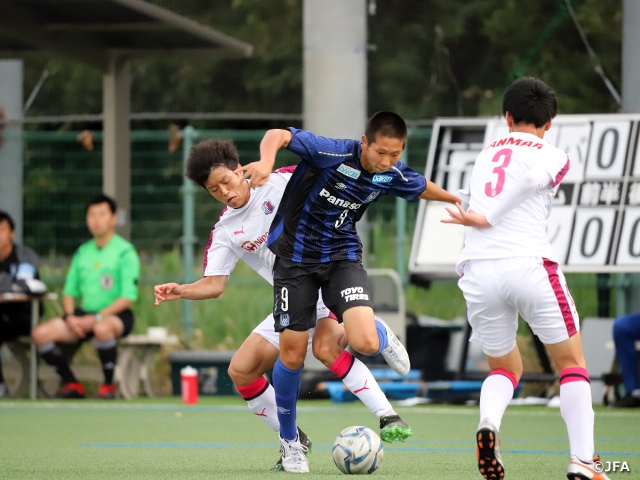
[22,128,431,260]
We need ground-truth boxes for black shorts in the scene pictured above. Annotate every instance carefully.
[272,257,373,332]
[74,308,135,340]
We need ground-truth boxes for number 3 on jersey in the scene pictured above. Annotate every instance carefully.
[485,148,512,197]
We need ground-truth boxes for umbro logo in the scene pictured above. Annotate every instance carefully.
[335,183,347,191]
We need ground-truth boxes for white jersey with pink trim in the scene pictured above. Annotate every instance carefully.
[203,168,294,284]
[456,132,570,274]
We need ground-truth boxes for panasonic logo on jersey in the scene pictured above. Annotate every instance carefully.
[319,189,362,210]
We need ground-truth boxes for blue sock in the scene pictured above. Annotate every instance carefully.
[272,358,303,441]
[374,319,388,356]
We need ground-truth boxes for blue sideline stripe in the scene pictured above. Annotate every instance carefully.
[79,443,640,457]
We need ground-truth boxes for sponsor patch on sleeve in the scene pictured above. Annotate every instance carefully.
[372,174,393,184]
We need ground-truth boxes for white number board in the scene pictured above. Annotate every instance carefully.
[409,114,640,279]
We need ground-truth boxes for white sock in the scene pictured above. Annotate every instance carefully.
[479,371,516,431]
[560,375,594,462]
[238,379,280,432]
[331,351,394,418]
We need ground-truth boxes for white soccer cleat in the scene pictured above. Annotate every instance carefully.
[376,316,411,376]
[567,454,611,480]
[279,435,310,473]
[476,418,504,479]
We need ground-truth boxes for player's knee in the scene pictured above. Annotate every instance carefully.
[312,338,340,367]
[93,322,114,341]
[31,320,56,345]
[228,358,253,386]
[350,335,378,356]
[279,349,305,370]
[31,324,46,345]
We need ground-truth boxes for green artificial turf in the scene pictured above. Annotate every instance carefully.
[0,397,638,479]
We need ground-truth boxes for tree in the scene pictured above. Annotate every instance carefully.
[23,0,623,123]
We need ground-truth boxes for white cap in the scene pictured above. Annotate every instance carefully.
[181,365,198,376]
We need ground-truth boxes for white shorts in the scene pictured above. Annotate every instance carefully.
[458,256,580,358]
[251,295,333,350]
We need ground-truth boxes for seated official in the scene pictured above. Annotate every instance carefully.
[32,194,140,399]
[0,211,41,398]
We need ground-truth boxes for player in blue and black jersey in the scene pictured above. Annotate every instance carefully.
[243,111,461,472]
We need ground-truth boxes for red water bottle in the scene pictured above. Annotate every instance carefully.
[181,366,198,404]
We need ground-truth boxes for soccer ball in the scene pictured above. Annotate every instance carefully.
[332,426,384,474]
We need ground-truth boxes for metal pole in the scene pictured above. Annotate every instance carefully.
[395,149,408,284]
[182,126,196,340]
[30,298,37,399]
[621,0,640,314]
[303,0,368,262]
[0,60,24,243]
[103,56,131,239]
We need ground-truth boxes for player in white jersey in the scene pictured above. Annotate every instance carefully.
[443,77,610,480]
[153,138,412,470]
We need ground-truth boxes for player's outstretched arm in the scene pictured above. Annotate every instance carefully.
[441,167,554,228]
[419,180,461,204]
[441,203,491,228]
[153,275,228,306]
[242,129,293,188]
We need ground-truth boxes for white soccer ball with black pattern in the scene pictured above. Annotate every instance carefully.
[332,426,384,474]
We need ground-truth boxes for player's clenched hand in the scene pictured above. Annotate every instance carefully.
[239,161,271,188]
[154,283,183,306]
[65,316,86,338]
[441,203,491,228]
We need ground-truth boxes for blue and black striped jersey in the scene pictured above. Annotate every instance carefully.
[267,128,427,263]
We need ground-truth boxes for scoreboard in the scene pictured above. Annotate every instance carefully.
[408,114,640,279]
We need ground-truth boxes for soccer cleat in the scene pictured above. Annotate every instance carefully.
[611,393,640,408]
[567,454,611,480]
[379,414,412,443]
[476,418,504,479]
[278,434,309,473]
[272,427,312,471]
[96,383,117,399]
[377,317,411,375]
[55,382,85,399]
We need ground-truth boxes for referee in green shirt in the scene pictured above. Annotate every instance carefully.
[32,194,140,399]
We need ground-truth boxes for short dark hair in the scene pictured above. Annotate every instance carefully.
[85,194,117,215]
[185,138,240,188]
[364,111,408,145]
[0,211,15,231]
[502,77,557,128]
